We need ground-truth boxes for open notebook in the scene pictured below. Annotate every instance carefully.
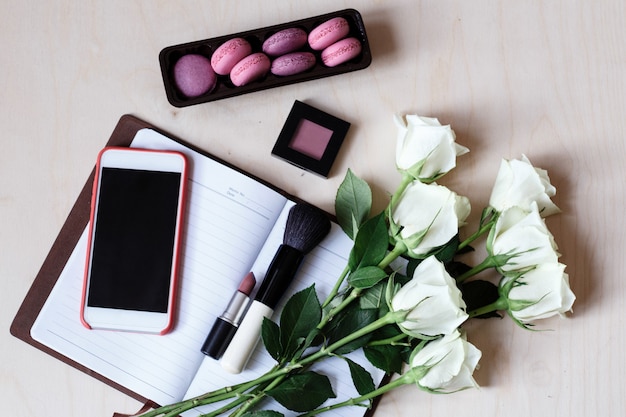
[26,124,386,416]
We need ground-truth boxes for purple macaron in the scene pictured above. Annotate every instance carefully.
[262,28,308,56]
[271,52,316,76]
[173,54,217,97]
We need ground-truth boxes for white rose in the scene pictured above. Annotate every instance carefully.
[390,181,471,257]
[489,155,560,217]
[390,256,468,338]
[395,114,469,182]
[487,202,559,274]
[407,329,481,393]
[503,263,576,324]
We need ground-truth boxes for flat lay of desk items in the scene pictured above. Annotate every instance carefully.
[6,3,590,417]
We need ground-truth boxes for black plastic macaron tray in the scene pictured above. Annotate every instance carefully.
[159,9,372,107]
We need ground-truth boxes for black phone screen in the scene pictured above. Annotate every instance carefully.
[87,167,182,313]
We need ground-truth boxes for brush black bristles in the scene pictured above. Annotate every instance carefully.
[283,203,331,254]
[253,203,331,310]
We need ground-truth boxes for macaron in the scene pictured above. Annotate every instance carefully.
[230,52,271,86]
[270,52,316,76]
[173,54,217,98]
[308,17,350,51]
[321,37,362,67]
[262,27,308,56]
[211,38,252,75]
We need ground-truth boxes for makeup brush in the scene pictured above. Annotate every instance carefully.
[220,203,331,373]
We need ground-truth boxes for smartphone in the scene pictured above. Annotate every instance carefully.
[81,147,188,334]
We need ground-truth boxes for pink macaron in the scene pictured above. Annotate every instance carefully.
[262,27,308,56]
[173,54,217,97]
[321,37,362,67]
[211,38,252,75]
[308,17,350,51]
[230,52,271,86]
[270,52,316,76]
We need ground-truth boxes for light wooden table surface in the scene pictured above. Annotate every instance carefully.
[2,1,624,416]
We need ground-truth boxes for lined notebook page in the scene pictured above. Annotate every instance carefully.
[182,204,386,417]
[31,129,289,405]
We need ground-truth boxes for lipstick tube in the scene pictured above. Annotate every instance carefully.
[201,272,255,359]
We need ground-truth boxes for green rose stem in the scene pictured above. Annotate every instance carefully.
[137,365,286,417]
[455,251,515,283]
[458,214,497,251]
[138,384,254,417]
[321,265,350,308]
[455,256,498,283]
[301,310,407,368]
[299,366,427,417]
[198,395,249,417]
[389,172,414,209]
[468,297,508,318]
[323,240,404,304]
[227,374,288,417]
[319,287,361,330]
[367,332,410,347]
[378,242,407,269]
[320,241,407,329]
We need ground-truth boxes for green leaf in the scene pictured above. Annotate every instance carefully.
[461,279,502,319]
[261,318,282,361]
[405,258,422,279]
[266,371,336,412]
[348,212,389,271]
[370,322,404,341]
[292,328,323,359]
[389,268,411,288]
[433,234,460,264]
[336,169,372,240]
[345,358,376,396]
[456,243,475,256]
[279,286,322,360]
[241,411,284,417]
[348,266,388,289]
[363,344,404,374]
[445,261,472,280]
[359,281,385,310]
[325,305,378,355]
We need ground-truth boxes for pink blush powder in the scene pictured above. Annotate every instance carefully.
[288,119,334,160]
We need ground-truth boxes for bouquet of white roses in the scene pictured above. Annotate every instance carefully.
[136,114,575,417]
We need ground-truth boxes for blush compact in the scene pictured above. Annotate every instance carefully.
[271,100,350,178]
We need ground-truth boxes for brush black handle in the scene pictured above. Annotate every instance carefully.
[255,244,304,309]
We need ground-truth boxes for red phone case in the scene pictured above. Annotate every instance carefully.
[79,146,188,335]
